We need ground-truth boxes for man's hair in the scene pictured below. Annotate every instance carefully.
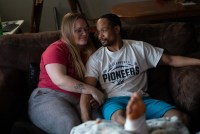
[100,13,122,36]
[100,13,121,28]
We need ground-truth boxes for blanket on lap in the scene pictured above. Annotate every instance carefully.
[70,116,189,134]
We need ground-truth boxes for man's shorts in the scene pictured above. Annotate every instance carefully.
[101,96,175,120]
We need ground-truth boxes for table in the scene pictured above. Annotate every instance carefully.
[112,0,200,22]
[2,20,24,35]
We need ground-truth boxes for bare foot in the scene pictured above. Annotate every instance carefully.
[126,92,146,120]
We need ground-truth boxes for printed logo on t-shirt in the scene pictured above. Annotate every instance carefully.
[102,61,139,85]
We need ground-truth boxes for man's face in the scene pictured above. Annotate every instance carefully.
[96,18,118,47]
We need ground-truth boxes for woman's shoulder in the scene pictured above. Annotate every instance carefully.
[43,39,70,56]
[47,40,69,50]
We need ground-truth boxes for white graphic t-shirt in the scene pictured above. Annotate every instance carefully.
[85,40,163,98]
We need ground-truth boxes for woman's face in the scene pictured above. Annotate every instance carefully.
[73,18,89,46]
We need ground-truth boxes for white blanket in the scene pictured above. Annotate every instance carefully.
[70,116,189,134]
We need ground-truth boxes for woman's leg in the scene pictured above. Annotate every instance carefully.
[28,88,81,134]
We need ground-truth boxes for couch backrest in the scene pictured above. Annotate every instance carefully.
[123,22,198,55]
[0,22,198,71]
[0,31,60,71]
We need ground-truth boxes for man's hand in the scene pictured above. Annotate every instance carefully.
[91,88,105,105]
[90,98,100,110]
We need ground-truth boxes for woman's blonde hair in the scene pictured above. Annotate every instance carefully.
[60,12,95,80]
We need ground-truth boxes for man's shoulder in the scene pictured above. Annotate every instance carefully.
[91,46,105,57]
[123,39,144,48]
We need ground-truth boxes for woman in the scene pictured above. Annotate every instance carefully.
[28,13,104,134]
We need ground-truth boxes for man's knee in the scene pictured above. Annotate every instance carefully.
[111,110,126,125]
[164,109,190,126]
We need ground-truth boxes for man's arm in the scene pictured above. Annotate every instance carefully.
[80,77,98,122]
[159,54,200,67]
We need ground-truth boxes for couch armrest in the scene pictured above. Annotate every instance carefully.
[170,66,200,119]
[0,66,28,132]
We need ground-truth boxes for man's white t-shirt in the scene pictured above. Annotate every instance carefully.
[85,40,163,98]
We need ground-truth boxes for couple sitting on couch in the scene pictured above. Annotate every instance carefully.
[28,12,200,134]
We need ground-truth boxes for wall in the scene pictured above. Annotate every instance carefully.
[0,0,142,32]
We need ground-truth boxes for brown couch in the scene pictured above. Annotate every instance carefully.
[0,22,200,134]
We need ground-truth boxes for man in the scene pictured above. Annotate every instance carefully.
[80,13,200,128]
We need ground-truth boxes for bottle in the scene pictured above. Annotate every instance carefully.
[0,17,3,36]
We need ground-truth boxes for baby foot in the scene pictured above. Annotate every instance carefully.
[124,92,148,133]
[126,92,146,120]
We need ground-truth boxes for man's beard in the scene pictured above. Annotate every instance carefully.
[100,40,114,47]
[101,40,108,46]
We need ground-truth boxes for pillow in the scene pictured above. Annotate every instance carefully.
[28,63,40,94]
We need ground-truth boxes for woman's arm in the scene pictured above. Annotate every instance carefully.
[159,54,200,67]
[45,63,104,104]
